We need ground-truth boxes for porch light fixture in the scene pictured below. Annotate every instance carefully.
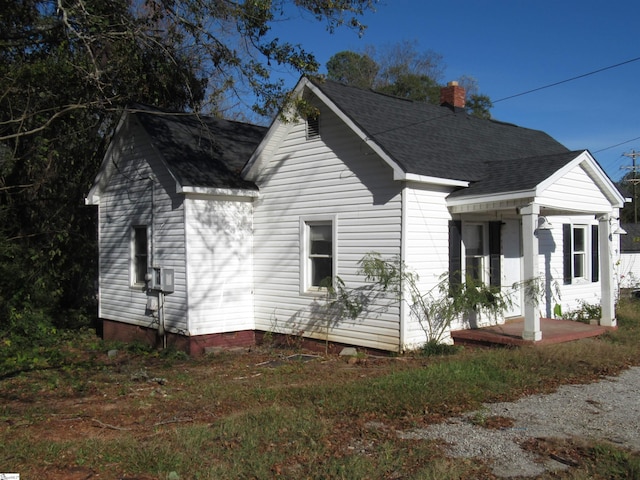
[536,216,553,230]
[610,217,627,235]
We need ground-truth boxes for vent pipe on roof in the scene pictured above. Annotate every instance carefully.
[440,81,466,108]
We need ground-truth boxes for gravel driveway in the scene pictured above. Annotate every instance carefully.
[397,366,640,478]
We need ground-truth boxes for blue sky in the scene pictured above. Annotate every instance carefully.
[267,0,640,181]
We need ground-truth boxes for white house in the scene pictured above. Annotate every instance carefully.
[86,78,626,354]
[619,223,640,290]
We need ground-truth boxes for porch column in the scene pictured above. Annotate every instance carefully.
[598,214,617,327]
[520,204,542,341]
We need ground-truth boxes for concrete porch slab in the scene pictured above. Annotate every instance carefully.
[451,317,616,347]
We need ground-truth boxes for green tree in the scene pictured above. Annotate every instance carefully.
[326,50,378,89]
[0,0,377,340]
[376,71,440,103]
[466,94,493,119]
[370,40,445,92]
[325,41,493,115]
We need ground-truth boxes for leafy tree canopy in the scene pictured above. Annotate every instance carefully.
[0,0,377,336]
[326,41,493,118]
[326,51,378,89]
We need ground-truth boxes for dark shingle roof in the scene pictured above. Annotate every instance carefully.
[311,78,570,183]
[448,151,583,198]
[133,105,266,190]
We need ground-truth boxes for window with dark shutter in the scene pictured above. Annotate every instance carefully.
[591,224,599,282]
[488,221,502,287]
[563,223,572,284]
[448,220,462,292]
[563,223,598,284]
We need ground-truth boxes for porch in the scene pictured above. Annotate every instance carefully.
[451,317,616,347]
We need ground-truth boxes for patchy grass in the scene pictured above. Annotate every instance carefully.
[1,298,640,478]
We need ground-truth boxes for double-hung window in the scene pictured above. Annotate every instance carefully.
[300,216,336,293]
[463,224,485,284]
[132,225,148,286]
[450,221,502,290]
[563,223,599,284]
[572,226,586,280]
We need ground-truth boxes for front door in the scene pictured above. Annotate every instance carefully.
[502,218,522,317]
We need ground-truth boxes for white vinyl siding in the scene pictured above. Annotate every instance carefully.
[252,106,403,351]
[537,215,601,315]
[539,164,612,213]
[402,184,452,348]
[619,253,640,289]
[97,117,187,333]
[184,195,254,335]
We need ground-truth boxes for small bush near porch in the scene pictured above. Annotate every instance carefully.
[2,298,640,479]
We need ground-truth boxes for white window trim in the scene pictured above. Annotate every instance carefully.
[462,222,489,285]
[570,224,590,284]
[131,225,149,287]
[299,214,337,295]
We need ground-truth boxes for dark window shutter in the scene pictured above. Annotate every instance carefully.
[488,221,501,287]
[591,224,599,282]
[563,223,572,284]
[448,220,462,292]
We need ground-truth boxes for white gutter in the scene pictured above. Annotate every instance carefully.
[177,185,260,197]
[397,172,469,187]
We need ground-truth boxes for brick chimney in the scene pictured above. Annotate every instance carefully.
[440,81,466,108]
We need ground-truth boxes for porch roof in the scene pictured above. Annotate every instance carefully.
[446,150,625,213]
[447,151,580,199]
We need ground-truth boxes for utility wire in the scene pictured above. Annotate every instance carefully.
[367,55,640,149]
[493,55,640,104]
[594,136,640,154]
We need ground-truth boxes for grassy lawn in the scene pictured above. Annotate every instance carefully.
[2,299,640,479]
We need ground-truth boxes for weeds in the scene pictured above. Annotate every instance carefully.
[2,298,640,478]
[562,300,602,324]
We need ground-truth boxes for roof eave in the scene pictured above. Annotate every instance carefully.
[178,185,259,197]
[447,189,537,207]
[399,172,469,187]
[84,110,130,205]
[305,79,408,178]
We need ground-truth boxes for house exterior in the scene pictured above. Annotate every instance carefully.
[85,105,267,352]
[619,223,640,289]
[87,78,626,354]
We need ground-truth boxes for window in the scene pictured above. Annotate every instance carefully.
[563,223,599,284]
[572,226,586,279]
[132,226,148,286]
[464,224,485,283]
[301,217,336,293]
[450,221,501,290]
